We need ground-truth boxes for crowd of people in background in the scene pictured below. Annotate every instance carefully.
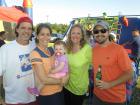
[0,16,140,105]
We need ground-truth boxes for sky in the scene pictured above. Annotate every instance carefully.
[5,0,140,25]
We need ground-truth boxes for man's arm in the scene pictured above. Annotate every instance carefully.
[96,68,133,89]
[110,70,133,87]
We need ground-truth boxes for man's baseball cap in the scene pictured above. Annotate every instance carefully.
[17,17,33,24]
[94,20,109,30]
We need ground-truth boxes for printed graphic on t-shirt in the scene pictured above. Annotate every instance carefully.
[19,54,32,72]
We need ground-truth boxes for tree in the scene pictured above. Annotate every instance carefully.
[51,23,68,34]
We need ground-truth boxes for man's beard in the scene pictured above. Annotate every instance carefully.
[95,36,108,44]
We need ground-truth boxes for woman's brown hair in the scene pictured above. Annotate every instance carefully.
[66,24,86,53]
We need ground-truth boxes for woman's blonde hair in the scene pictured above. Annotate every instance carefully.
[66,24,86,53]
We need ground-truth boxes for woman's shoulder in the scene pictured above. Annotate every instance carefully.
[30,47,41,57]
[82,43,92,50]
[84,43,92,47]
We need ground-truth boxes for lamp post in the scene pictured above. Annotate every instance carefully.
[46,15,49,23]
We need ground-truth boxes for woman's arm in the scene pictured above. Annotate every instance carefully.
[33,63,62,85]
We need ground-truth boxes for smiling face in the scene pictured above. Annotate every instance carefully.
[66,24,86,53]
[70,27,82,45]
[54,44,66,56]
[37,27,51,47]
[93,25,109,45]
[16,22,33,43]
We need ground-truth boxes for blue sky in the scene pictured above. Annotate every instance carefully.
[5,0,140,24]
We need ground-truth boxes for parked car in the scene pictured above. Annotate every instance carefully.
[50,33,64,43]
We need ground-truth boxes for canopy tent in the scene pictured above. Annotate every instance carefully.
[0,6,28,23]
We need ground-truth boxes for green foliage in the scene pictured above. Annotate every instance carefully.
[74,16,119,34]
[51,23,68,34]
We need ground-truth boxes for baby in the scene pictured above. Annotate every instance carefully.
[48,40,68,78]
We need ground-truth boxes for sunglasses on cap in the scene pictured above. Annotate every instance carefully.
[93,29,108,34]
